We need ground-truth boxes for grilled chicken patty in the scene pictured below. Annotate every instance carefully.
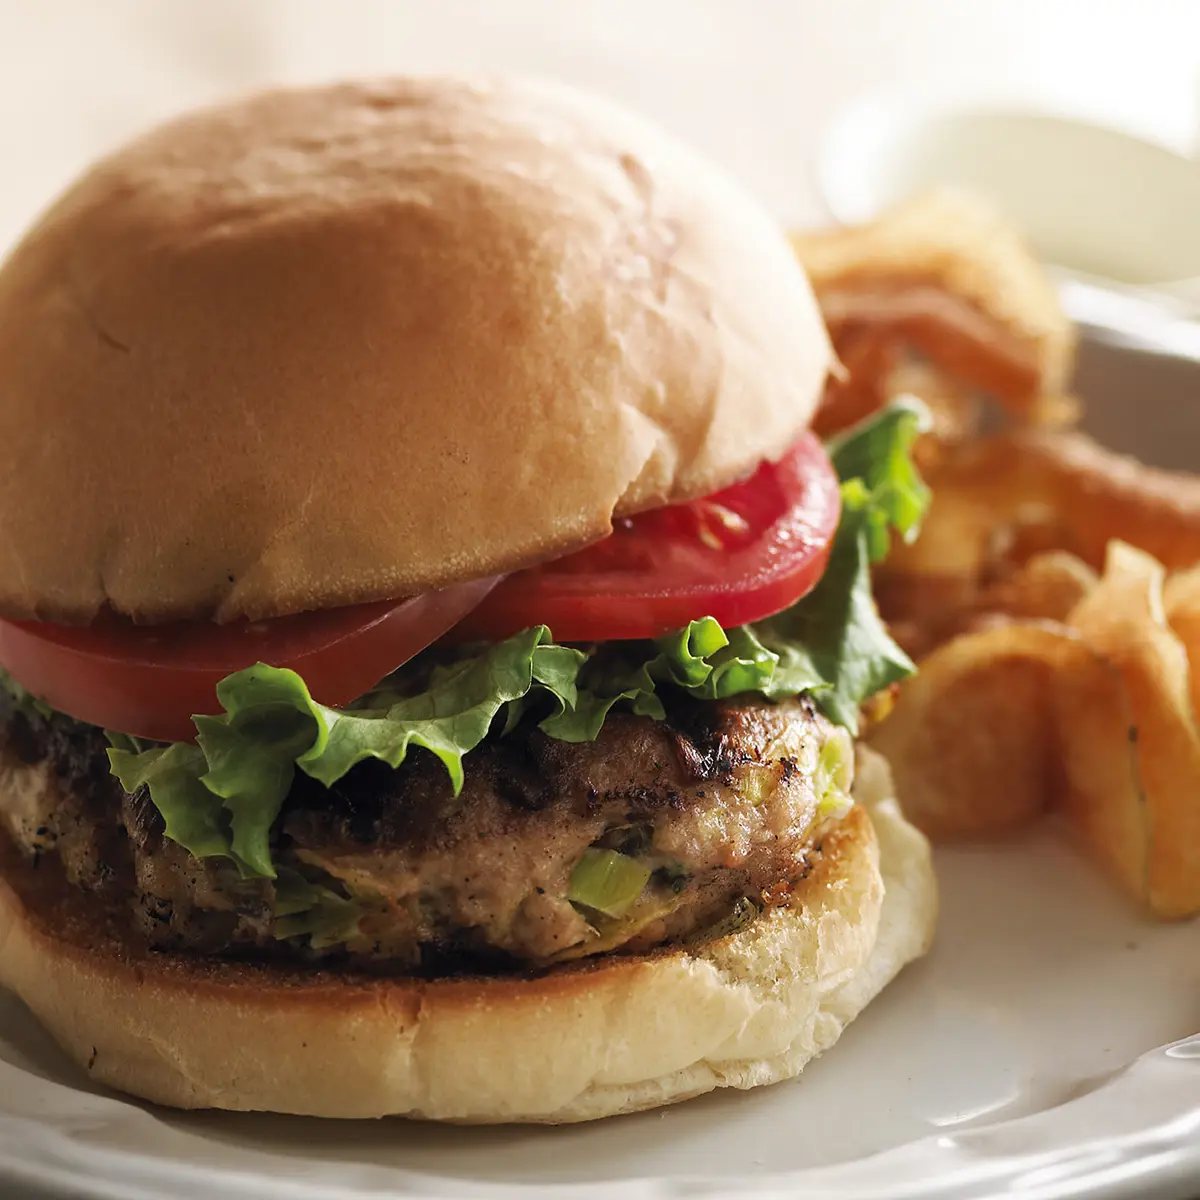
[0,691,851,970]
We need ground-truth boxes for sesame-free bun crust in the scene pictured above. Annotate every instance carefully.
[0,749,935,1122]
[0,76,832,624]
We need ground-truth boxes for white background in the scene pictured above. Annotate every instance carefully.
[1,0,1197,252]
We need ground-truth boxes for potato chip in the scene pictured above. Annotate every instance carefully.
[976,552,1098,625]
[874,436,1085,653]
[875,570,980,638]
[791,188,1076,415]
[875,508,1200,916]
[1059,541,1200,918]
[812,335,980,470]
[1050,639,1147,908]
[886,359,980,469]
[793,193,1200,919]
[811,329,900,439]
[1164,563,1200,615]
[1162,565,1200,794]
[900,553,1099,656]
[883,435,1070,582]
[952,431,1200,572]
[866,622,1071,840]
[876,422,1200,657]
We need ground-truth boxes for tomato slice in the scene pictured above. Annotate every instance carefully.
[452,431,841,644]
[0,576,500,743]
[0,436,838,742]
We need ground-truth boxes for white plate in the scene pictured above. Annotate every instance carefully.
[3,306,1200,1200]
[4,823,1200,1200]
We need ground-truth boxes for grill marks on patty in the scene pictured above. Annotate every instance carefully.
[0,703,131,898]
[0,691,847,970]
[283,699,844,964]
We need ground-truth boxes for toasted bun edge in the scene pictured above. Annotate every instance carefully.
[0,748,935,1123]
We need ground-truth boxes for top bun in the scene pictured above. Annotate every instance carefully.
[0,76,831,624]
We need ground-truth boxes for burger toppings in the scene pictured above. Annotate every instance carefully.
[0,426,840,745]
[0,576,503,744]
[449,428,841,644]
[0,690,848,968]
[0,399,928,963]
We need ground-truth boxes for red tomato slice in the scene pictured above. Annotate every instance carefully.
[0,576,500,743]
[452,431,841,644]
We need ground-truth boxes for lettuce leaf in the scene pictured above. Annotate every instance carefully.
[104,399,930,878]
[273,868,364,949]
[104,620,785,873]
[826,395,931,561]
[750,398,930,730]
[107,742,235,862]
[111,627,587,878]
[541,617,783,742]
[754,478,916,730]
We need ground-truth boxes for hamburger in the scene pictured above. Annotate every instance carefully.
[0,75,936,1122]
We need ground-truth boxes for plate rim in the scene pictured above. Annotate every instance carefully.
[4,1034,1200,1200]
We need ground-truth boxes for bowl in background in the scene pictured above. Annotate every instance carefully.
[818,96,1200,469]
[817,98,1200,301]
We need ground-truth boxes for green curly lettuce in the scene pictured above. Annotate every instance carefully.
[273,868,364,949]
[110,626,588,877]
[103,399,930,879]
[826,395,932,560]
[754,477,917,729]
[106,741,232,861]
[540,617,785,742]
[755,396,931,729]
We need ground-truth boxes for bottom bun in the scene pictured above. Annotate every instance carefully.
[0,747,936,1123]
